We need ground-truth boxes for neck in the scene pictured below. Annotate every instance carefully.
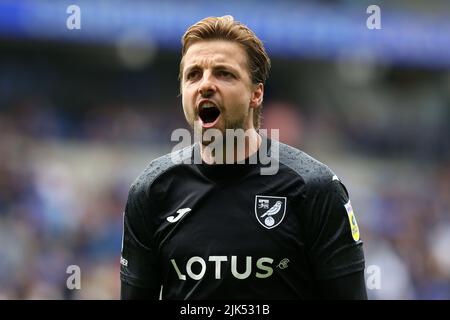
[201,128,261,164]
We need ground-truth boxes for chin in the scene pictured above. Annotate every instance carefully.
[201,127,226,145]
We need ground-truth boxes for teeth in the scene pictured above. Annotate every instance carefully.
[201,103,216,109]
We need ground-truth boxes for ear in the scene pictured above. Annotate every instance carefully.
[249,83,264,109]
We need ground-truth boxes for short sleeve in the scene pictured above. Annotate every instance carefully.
[305,178,365,280]
[120,182,161,292]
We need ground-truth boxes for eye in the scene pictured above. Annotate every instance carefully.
[186,70,200,81]
[217,70,234,78]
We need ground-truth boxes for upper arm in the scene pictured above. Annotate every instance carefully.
[305,177,366,280]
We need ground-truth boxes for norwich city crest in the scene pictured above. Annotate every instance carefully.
[255,195,287,229]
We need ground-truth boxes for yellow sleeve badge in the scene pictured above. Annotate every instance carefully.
[344,200,360,242]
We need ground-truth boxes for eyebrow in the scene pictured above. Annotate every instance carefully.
[184,63,240,75]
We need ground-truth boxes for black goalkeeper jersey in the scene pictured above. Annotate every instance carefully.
[120,138,365,299]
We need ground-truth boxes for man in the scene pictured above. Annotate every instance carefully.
[120,16,367,299]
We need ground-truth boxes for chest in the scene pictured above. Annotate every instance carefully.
[154,172,306,259]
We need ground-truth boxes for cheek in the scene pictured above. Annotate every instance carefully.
[181,89,191,108]
[229,89,252,111]
[182,86,196,103]
[182,92,196,120]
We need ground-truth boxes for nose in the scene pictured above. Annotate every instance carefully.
[198,71,216,98]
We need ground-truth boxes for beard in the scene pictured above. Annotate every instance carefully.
[191,111,249,147]
[185,108,250,146]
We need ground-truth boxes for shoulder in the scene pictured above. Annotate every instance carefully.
[275,142,350,206]
[128,145,194,199]
[277,141,337,188]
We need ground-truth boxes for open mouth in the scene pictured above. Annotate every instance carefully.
[198,102,221,128]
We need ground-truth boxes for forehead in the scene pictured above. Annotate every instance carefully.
[183,40,248,71]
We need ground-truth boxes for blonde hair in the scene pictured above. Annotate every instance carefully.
[179,15,271,129]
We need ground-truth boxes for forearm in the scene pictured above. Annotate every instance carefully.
[318,270,368,300]
[120,280,160,300]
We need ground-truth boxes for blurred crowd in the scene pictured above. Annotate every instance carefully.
[0,108,123,298]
